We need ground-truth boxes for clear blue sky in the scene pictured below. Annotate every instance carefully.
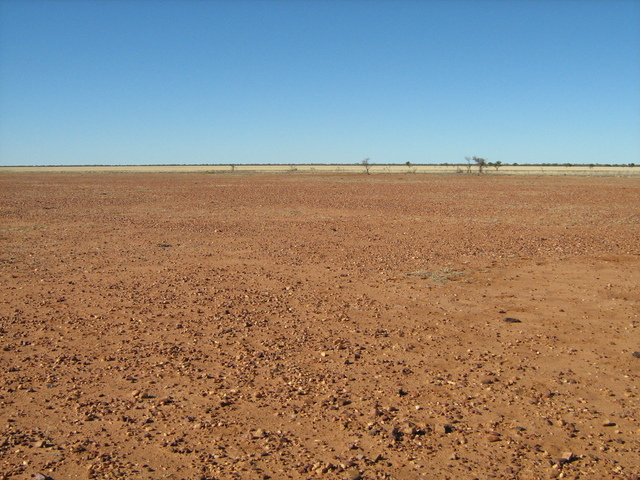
[1,0,639,166]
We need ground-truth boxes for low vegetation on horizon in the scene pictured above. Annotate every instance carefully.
[1,161,638,177]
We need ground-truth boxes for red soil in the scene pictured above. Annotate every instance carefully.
[1,173,639,480]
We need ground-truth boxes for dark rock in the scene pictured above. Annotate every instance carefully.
[439,424,454,434]
[389,427,402,441]
[503,317,521,323]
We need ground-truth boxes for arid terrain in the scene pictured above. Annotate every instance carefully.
[1,172,639,480]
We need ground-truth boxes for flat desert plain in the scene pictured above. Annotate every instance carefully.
[1,173,639,480]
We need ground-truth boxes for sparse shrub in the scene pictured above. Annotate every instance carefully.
[465,156,473,175]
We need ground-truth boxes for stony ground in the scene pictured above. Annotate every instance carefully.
[1,172,639,480]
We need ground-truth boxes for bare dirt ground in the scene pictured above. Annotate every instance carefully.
[1,173,639,480]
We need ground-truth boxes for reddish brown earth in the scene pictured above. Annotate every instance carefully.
[1,173,639,480]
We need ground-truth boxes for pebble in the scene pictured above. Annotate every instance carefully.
[561,451,574,461]
[486,433,502,442]
[344,469,361,480]
[399,422,417,436]
[556,451,575,466]
[632,352,640,358]
[439,424,454,434]
[503,317,521,323]
[131,389,152,399]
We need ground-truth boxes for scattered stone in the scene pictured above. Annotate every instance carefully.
[556,452,575,465]
[603,421,616,427]
[389,427,402,441]
[1,174,636,480]
[132,389,152,399]
[562,452,575,461]
[439,424,454,434]
[398,421,417,436]
[344,468,361,480]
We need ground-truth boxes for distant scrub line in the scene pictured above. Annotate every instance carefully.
[0,163,638,177]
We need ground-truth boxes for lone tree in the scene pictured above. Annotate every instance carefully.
[491,161,502,172]
[473,156,487,175]
[405,161,417,173]
[361,157,372,175]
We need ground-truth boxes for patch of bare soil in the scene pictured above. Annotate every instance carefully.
[1,173,639,480]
